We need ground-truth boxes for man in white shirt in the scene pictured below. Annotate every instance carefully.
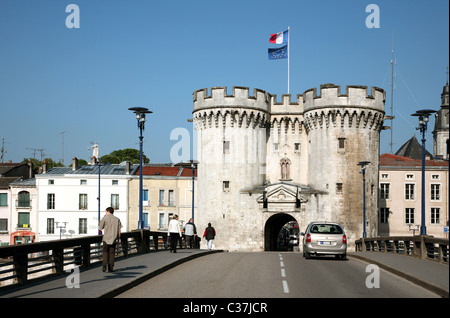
[168,214,182,253]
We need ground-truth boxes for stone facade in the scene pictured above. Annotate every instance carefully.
[193,84,386,251]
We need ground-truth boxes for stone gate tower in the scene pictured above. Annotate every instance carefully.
[193,84,385,251]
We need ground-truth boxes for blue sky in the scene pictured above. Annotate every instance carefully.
[0,0,448,164]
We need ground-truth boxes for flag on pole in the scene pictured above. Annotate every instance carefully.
[268,27,290,93]
[269,30,289,44]
[268,45,288,60]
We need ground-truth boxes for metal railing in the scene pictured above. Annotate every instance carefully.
[355,235,449,264]
[0,230,184,288]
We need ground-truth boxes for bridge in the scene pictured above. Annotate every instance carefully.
[0,231,448,300]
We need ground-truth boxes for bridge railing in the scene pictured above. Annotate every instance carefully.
[0,230,185,289]
[355,235,449,264]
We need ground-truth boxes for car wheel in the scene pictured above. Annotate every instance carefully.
[304,251,311,259]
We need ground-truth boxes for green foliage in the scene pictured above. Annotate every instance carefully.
[23,157,64,173]
[100,148,149,164]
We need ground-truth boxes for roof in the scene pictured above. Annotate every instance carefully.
[38,163,139,176]
[0,177,21,189]
[380,153,448,168]
[395,136,432,160]
[137,165,197,177]
[9,178,36,187]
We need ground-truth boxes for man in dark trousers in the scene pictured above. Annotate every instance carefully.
[203,223,216,250]
[100,207,122,273]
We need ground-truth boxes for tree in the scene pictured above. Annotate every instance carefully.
[100,148,149,164]
[23,158,64,173]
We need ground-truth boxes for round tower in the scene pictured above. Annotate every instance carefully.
[302,84,386,245]
[193,86,270,251]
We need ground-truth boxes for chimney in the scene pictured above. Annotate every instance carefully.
[126,161,132,174]
[72,157,79,171]
[27,161,34,178]
[42,161,48,174]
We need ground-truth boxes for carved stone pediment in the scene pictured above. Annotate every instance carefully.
[256,182,309,213]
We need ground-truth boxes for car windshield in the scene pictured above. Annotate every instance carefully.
[310,224,343,234]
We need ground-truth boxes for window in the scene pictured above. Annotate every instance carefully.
[168,190,175,206]
[431,184,440,201]
[143,189,149,206]
[0,219,8,233]
[405,208,415,224]
[79,194,88,210]
[406,174,414,180]
[0,193,7,207]
[431,208,440,224]
[380,183,390,199]
[380,207,390,223]
[338,138,345,149]
[223,181,230,192]
[294,143,300,153]
[47,218,55,234]
[273,143,279,152]
[79,218,87,234]
[48,179,54,185]
[159,190,165,205]
[143,213,149,228]
[18,191,30,207]
[431,174,440,180]
[405,184,415,200]
[159,213,165,230]
[47,193,55,210]
[80,180,87,185]
[223,141,230,154]
[112,180,118,185]
[336,183,343,194]
[111,194,119,209]
[18,212,30,228]
[381,173,389,179]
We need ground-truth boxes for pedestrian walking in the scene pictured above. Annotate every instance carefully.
[100,207,122,273]
[168,214,182,253]
[184,218,197,249]
[203,223,216,250]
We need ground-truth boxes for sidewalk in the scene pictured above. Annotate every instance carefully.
[348,252,449,298]
[0,249,222,298]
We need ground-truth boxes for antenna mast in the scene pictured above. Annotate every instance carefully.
[1,137,5,163]
[389,31,395,154]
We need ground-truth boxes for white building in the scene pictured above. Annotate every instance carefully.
[36,158,138,242]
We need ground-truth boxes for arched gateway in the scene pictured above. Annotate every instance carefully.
[264,213,298,251]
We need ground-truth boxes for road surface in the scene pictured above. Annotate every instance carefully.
[116,252,439,298]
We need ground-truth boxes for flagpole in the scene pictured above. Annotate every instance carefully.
[287,26,290,94]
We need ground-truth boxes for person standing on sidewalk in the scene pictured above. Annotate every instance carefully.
[100,207,122,273]
[184,218,197,249]
[203,223,216,250]
[168,214,182,253]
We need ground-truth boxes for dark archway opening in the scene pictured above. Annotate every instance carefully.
[264,213,299,251]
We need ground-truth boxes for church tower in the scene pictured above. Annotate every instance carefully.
[433,81,449,159]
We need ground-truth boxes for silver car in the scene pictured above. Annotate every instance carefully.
[301,222,347,260]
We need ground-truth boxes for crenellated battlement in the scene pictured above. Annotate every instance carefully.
[192,84,385,131]
[303,84,385,112]
[193,86,270,113]
[270,94,304,115]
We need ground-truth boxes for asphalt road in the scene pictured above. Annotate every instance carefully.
[116,252,439,298]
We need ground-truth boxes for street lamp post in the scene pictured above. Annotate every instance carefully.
[175,160,198,220]
[129,107,152,230]
[97,158,102,235]
[357,161,371,238]
[411,109,437,236]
